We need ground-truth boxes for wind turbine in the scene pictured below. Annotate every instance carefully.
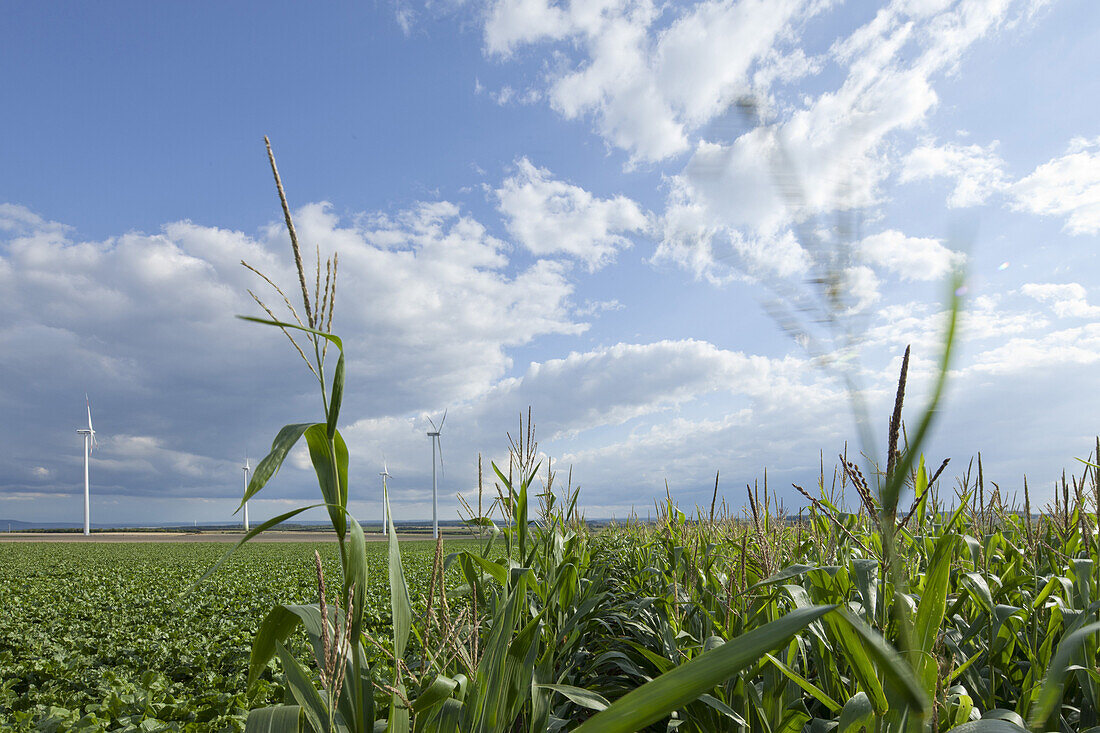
[379,457,391,534]
[426,410,446,540]
[76,395,97,536]
[242,457,251,532]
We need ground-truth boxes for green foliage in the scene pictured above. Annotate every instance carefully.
[7,448,1100,733]
[0,541,457,732]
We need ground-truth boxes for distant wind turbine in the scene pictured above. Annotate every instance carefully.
[76,395,97,536]
[426,410,447,540]
[242,457,251,532]
[379,456,391,534]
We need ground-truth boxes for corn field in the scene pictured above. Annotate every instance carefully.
[218,141,1100,733]
[222,424,1100,733]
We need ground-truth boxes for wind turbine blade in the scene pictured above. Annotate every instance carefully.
[427,415,438,432]
[436,436,445,476]
[438,409,447,431]
[86,395,94,432]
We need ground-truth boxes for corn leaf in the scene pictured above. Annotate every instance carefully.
[573,605,835,733]
[244,705,303,733]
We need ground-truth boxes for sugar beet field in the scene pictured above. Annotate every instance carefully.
[0,541,469,731]
[4,452,1100,733]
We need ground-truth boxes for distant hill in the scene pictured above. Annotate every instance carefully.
[0,519,58,531]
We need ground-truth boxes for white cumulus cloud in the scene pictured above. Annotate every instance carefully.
[652,0,1022,283]
[858,230,966,281]
[485,0,813,163]
[496,158,649,270]
[1021,282,1100,318]
[1012,136,1100,235]
[900,139,1009,207]
[0,199,584,505]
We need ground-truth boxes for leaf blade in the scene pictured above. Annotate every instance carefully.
[239,423,313,510]
[573,605,836,733]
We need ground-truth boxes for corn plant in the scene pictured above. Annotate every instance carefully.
[198,141,1100,733]
[190,139,372,732]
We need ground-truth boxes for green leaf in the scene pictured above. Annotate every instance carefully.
[763,652,841,712]
[572,605,835,733]
[914,456,930,528]
[961,572,994,613]
[344,515,368,732]
[1071,559,1093,609]
[835,608,927,716]
[327,352,344,440]
[913,531,957,698]
[697,694,748,726]
[385,488,411,660]
[1029,620,1100,730]
[346,520,367,631]
[775,707,811,733]
[517,464,533,561]
[247,517,366,694]
[748,565,815,592]
[821,609,888,715]
[463,517,497,528]
[275,641,328,733]
[247,604,323,690]
[851,558,877,621]
[417,698,464,733]
[535,684,610,712]
[238,316,344,351]
[982,709,1027,727]
[240,423,314,509]
[412,675,459,714]
[837,692,874,733]
[531,655,554,733]
[471,585,523,729]
[244,705,303,733]
[304,424,349,539]
[462,552,508,587]
[385,487,412,733]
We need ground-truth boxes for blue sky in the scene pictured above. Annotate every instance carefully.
[2,0,1099,526]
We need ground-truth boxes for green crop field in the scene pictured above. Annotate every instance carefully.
[5,141,1097,733]
[0,541,474,732]
[6,460,1100,733]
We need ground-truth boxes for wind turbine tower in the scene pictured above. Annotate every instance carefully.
[379,458,391,534]
[242,457,251,532]
[426,411,446,540]
[76,395,97,536]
